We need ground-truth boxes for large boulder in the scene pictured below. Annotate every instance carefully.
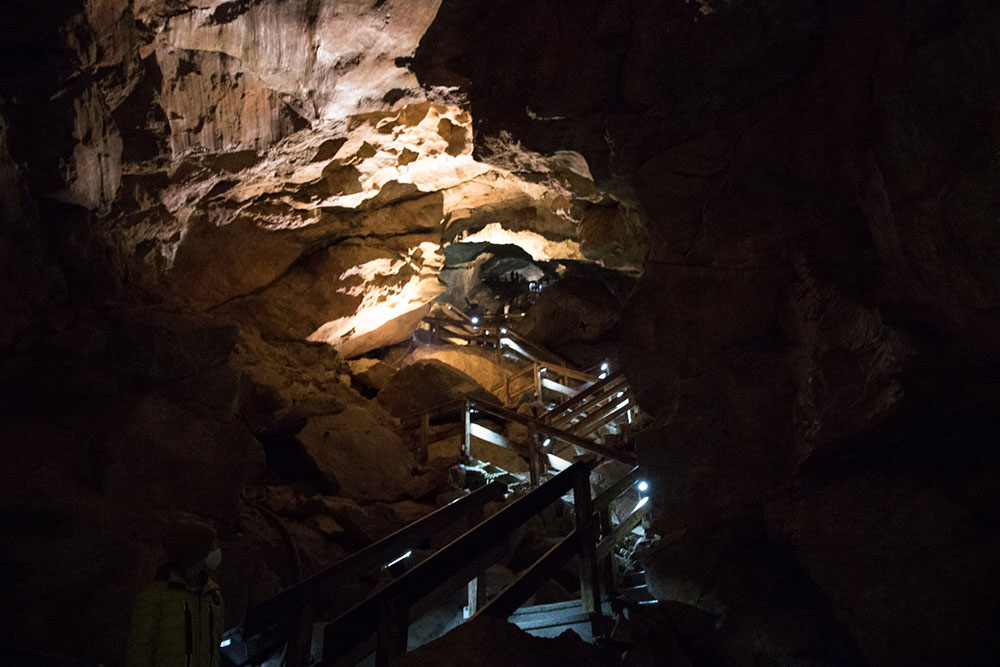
[296,405,417,503]
[391,344,520,400]
[518,276,621,348]
[377,359,499,418]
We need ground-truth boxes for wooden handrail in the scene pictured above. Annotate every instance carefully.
[225,482,506,663]
[545,371,625,423]
[565,390,633,437]
[468,399,637,465]
[319,462,593,665]
[591,466,642,516]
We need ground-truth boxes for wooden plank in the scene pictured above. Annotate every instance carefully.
[599,508,618,600]
[567,392,632,437]
[541,377,580,397]
[318,462,592,665]
[468,400,636,464]
[545,372,624,423]
[462,400,472,461]
[469,422,516,450]
[475,531,579,621]
[596,501,650,561]
[527,422,539,487]
[573,468,602,615]
[374,597,408,667]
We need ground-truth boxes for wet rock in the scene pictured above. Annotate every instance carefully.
[296,405,416,503]
[378,359,499,418]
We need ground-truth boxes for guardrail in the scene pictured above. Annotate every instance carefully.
[220,482,506,666]
[399,396,635,486]
[316,462,650,666]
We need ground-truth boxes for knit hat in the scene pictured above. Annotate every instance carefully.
[162,519,217,569]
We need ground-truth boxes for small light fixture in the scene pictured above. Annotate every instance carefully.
[501,328,507,334]
[601,362,610,372]
[384,550,412,569]
[638,481,649,493]
[220,638,232,648]
[543,438,552,447]
[471,316,480,324]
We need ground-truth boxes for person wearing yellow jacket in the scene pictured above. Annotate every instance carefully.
[126,519,225,667]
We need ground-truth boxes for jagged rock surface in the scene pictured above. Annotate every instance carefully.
[414,0,1000,664]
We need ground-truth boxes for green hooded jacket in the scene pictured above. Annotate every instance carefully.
[126,565,224,667]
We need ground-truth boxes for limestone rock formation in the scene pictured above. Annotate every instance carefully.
[414,0,1000,663]
[296,405,416,503]
[377,359,498,418]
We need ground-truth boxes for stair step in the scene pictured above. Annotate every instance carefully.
[509,600,614,642]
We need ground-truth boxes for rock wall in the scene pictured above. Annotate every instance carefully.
[414,0,1000,663]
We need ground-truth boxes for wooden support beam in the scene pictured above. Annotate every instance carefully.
[374,597,408,667]
[599,508,618,600]
[462,400,472,461]
[285,605,314,667]
[475,531,579,621]
[568,392,632,437]
[469,422,517,450]
[573,468,602,616]
[545,372,625,424]
[541,377,580,397]
[527,422,539,487]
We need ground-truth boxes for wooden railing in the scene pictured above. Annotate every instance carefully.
[220,482,506,666]
[315,461,650,667]
[544,371,637,440]
[476,465,647,621]
[399,396,635,487]
[223,462,649,667]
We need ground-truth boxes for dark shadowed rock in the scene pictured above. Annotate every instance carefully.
[377,359,499,418]
[296,405,416,503]
[394,615,609,667]
[110,309,239,381]
[519,276,621,349]
[103,393,264,523]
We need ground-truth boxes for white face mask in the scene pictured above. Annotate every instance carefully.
[205,548,222,570]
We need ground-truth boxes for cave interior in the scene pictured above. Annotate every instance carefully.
[1,1,999,666]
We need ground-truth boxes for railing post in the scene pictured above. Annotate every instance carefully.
[599,506,618,601]
[462,399,472,462]
[286,605,314,667]
[534,361,543,404]
[572,465,602,618]
[527,422,539,487]
[375,597,409,667]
